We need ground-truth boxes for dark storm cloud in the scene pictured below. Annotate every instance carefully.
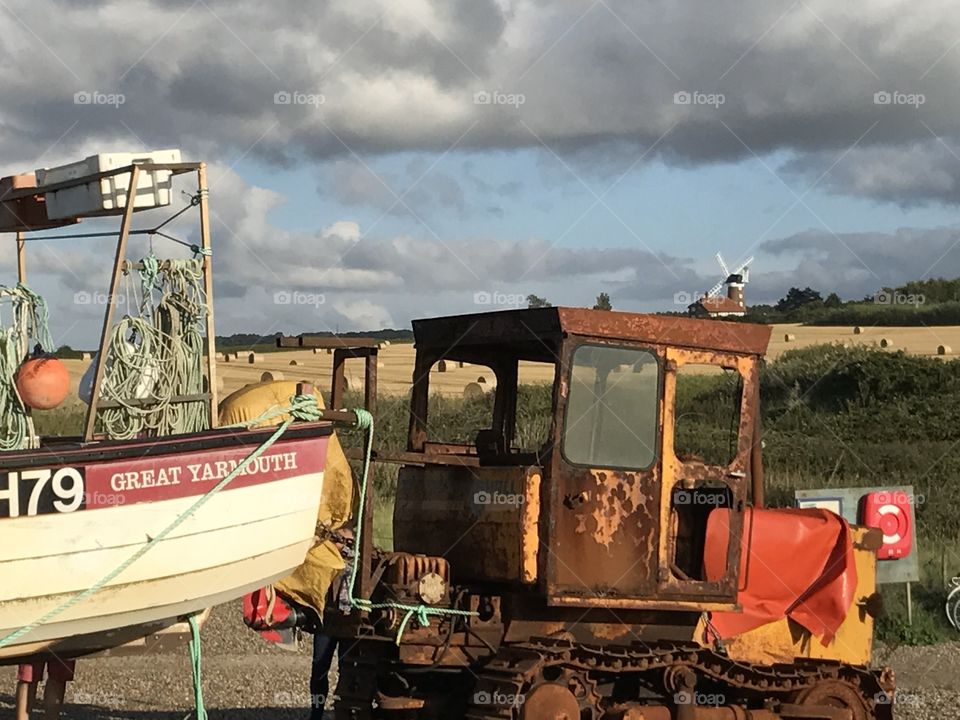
[0,0,958,204]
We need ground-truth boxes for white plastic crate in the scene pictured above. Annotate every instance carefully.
[36,149,182,220]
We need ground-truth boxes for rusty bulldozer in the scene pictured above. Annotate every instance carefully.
[323,307,894,720]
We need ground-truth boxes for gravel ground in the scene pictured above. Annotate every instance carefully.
[1,604,957,719]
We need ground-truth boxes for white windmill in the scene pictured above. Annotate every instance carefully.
[701,252,753,315]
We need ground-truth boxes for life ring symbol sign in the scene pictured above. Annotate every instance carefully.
[861,492,913,560]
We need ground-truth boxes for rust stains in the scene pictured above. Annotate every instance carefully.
[584,469,653,549]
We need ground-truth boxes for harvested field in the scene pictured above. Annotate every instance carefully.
[53,323,960,401]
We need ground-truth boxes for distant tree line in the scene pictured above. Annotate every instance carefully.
[740,277,960,326]
[215,329,414,347]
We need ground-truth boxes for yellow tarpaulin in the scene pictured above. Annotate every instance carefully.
[219,380,354,615]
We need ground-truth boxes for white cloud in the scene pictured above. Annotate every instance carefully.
[332,299,395,330]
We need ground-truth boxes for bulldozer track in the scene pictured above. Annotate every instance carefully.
[465,637,891,719]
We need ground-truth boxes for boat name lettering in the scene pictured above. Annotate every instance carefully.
[186,452,299,483]
[110,466,183,492]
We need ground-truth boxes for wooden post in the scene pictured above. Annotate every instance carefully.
[84,166,141,441]
[16,231,26,284]
[197,163,219,427]
[407,352,432,452]
[364,347,378,417]
[906,581,913,626]
[331,349,347,409]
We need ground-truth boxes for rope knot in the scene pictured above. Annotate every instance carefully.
[289,393,322,422]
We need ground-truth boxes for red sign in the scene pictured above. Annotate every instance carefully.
[861,491,913,560]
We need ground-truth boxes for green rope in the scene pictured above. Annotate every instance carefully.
[344,408,477,645]
[14,283,54,353]
[187,614,207,720]
[0,284,53,450]
[97,256,209,439]
[0,326,28,452]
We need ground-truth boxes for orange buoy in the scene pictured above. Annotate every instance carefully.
[16,356,70,410]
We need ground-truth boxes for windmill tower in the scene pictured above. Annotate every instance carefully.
[693,253,753,317]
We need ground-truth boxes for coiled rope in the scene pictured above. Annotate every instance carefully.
[0,283,54,451]
[97,254,209,439]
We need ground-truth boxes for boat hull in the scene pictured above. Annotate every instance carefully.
[0,422,331,661]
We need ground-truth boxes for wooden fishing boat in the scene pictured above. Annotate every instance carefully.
[0,157,336,661]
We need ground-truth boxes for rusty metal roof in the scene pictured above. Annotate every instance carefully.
[690,296,747,315]
[411,307,771,357]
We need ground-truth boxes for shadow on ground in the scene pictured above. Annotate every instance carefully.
[0,695,332,720]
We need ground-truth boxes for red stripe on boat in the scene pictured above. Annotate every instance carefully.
[84,435,328,508]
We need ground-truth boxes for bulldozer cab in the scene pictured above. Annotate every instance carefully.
[392,307,772,611]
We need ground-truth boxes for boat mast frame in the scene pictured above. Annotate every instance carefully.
[6,161,219,442]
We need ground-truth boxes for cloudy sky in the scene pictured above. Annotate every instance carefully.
[3,0,960,345]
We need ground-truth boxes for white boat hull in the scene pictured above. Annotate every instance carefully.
[0,424,330,661]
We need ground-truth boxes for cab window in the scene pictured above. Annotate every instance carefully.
[563,345,660,469]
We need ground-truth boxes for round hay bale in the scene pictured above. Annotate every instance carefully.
[784,333,796,342]
[436,360,447,373]
[939,344,952,355]
[880,338,893,348]
[383,340,391,346]
[80,352,92,361]
[247,353,263,364]
[260,370,284,382]
[458,361,465,368]
[231,352,240,359]
[313,348,322,355]
[326,348,333,355]
[477,375,487,384]
[853,326,863,335]
[289,360,301,366]
[463,382,484,400]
